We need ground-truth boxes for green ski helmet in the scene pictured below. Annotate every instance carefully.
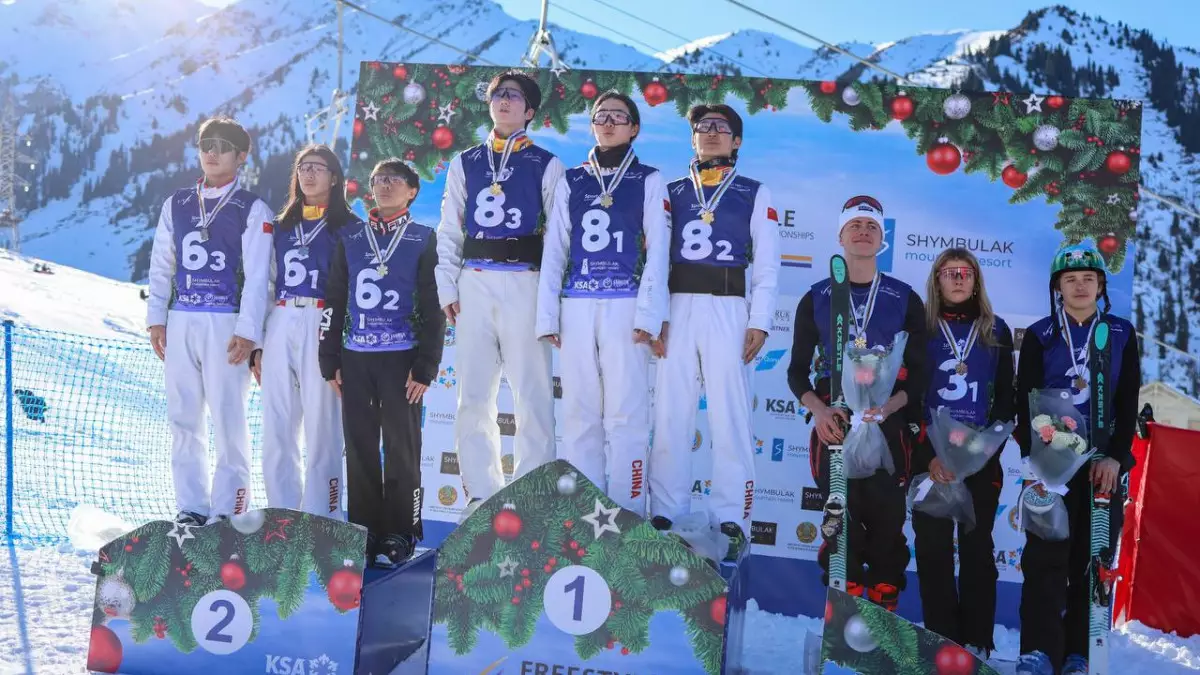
[1049,241,1110,315]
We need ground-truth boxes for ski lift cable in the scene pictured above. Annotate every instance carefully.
[337,0,503,66]
[545,1,674,65]
[584,0,769,77]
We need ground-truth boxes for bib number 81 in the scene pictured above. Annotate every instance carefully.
[580,209,625,253]
[474,189,523,230]
[679,219,733,262]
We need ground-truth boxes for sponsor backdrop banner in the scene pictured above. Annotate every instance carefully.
[351,64,1139,594]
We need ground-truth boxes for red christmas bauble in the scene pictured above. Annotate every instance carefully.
[492,508,523,540]
[431,126,454,150]
[345,179,358,197]
[1002,165,1028,188]
[621,647,631,655]
[890,95,915,121]
[327,568,362,611]
[643,80,668,107]
[1099,235,1120,254]
[1105,150,1132,175]
[709,595,727,626]
[1047,95,1066,110]
[927,143,962,175]
[220,561,246,591]
[353,119,364,137]
[824,600,834,623]
[581,81,598,99]
[393,65,408,80]
[934,644,974,675]
[88,625,123,673]
[819,81,837,95]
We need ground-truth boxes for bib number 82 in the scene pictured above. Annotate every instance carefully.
[580,209,624,253]
[679,219,733,262]
[474,189,523,230]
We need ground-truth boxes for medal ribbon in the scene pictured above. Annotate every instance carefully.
[296,217,327,249]
[688,160,737,218]
[938,319,980,370]
[364,214,411,269]
[850,274,882,345]
[1058,307,1098,387]
[196,177,240,232]
[486,129,527,186]
[587,146,636,204]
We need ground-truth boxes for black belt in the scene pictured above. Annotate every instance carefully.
[668,263,747,297]
[462,235,543,266]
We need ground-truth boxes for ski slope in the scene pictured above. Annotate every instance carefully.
[2,253,1199,673]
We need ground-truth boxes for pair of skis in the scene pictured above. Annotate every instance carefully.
[1088,319,1118,674]
[823,255,851,592]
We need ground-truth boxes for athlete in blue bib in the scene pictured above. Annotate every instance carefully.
[535,91,669,516]
[787,195,928,610]
[435,71,566,520]
[319,159,445,567]
[648,104,780,561]
[911,248,1014,658]
[145,117,274,525]
[1014,242,1140,675]
[250,145,351,520]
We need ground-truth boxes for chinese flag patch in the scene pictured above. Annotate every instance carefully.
[262,222,273,233]
[767,207,779,222]
[663,199,671,213]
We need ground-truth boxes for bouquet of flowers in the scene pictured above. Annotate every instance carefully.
[1028,389,1095,486]
[1018,481,1070,541]
[907,409,1015,532]
[841,331,909,479]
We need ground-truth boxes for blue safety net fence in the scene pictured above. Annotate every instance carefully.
[0,321,268,541]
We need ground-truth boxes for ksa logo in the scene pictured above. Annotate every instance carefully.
[765,398,799,419]
[265,654,338,674]
[437,485,457,506]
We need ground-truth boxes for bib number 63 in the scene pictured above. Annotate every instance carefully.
[182,231,227,272]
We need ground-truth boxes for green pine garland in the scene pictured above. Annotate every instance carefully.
[351,64,1141,274]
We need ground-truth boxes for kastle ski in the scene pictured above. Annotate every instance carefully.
[822,254,851,592]
[1088,317,1114,674]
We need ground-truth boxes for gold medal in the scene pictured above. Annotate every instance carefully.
[955,361,968,377]
[377,264,389,277]
[1074,376,1087,390]
[854,336,867,349]
[600,194,614,208]
[700,210,715,224]
[489,182,503,196]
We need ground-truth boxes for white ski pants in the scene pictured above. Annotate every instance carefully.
[165,311,252,518]
[649,294,756,529]
[260,302,345,519]
[455,269,555,501]
[558,297,651,516]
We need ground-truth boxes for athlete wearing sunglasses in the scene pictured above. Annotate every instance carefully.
[435,70,566,523]
[145,116,274,527]
[535,90,669,516]
[648,103,780,562]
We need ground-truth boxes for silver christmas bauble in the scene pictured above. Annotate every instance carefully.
[231,510,266,534]
[557,473,578,496]
[841,86,860,107]
[843,614,877,652]
[943,93,972,120]
[475,81,490,102]
[669,565,690,587]
[1129,208,1138,222]
[1034,124,1061,152]
[358,150,369,161]
[403,82,426,105]
[98,572,136,619]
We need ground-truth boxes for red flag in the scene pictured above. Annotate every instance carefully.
[767,207,779,222]
[262,222,273,233]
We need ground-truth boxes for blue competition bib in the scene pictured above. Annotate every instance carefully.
[460,143,555,270]
[170,186,260,313]
[273,217,338,301]
[338,220,431,352]
[1027,313,1132,427]
[926,317,1010,426]
[666,174,759,267]
[562,161,656,298]
[810,274,912,380]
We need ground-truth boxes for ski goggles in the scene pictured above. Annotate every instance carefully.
[938,266,975,282]
[369,174,408,187]
[693,118,734,135]
[198,137,239,155]
[490,87,526,103]
[297,161,331,176]
[842,195,883,213]
[591,110,633,126]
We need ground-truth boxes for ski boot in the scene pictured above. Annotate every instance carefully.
[820,494,846,553]
[867,582,899,612]
[376,533,416,568]
[1015,651,1052,675]
[650,515,673,532]
[720,522,747,563]
[1092,548,1117,607]
[174,511,207,527]
[1062,654,1089,675]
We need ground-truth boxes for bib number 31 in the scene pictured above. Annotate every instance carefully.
[474,189,523,230]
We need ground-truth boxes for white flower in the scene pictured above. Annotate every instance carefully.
[1032,415,1054,430]
[967,436,988,454]
[858,353,880,366]
[1050,431,1075,450]
[1071,435,1089,455]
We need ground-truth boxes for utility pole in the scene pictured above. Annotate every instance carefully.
[0,95,35,253]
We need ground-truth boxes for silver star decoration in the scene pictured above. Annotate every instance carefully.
[1022,93,1044,114]
[437,102,457,124]
[581,499,621,539]
[497,556,517,577]
[168,523,196,549]
[1106,194,1121,205]
[362,101,380,121]
[549,62,568,78]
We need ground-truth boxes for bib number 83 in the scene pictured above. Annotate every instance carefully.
[580,209,625,253]
[474,189,523,230]
[679,219,733,262]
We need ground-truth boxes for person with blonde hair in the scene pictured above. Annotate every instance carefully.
[912,247,1014,659]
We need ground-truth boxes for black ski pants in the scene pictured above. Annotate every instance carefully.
[1019,465,1125,669]
[341,348,424,541]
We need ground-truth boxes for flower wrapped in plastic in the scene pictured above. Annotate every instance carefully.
[906,410,1015,532]
[1028,389,1095,486]
[840,331,909,479]
[1018,481,1070,541]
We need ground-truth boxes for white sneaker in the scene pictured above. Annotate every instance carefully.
[458,498,483,525]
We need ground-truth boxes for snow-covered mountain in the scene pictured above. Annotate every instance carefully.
[1,2,1197,396]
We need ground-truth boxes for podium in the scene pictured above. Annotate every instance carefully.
[86,508,436,675]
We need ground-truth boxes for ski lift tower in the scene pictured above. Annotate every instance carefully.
[0,95,36,253]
